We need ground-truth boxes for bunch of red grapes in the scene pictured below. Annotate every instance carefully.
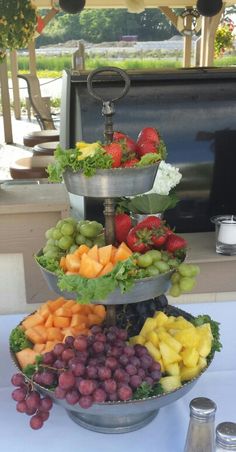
[11,325,162,429]
[11,373,53,429]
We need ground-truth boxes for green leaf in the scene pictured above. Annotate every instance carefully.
[9,327,32,352]
[133,382,164,400]
[137,153,161,166]
[35,254,61,273]
[127,193,179,214]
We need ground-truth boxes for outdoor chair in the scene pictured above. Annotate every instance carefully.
[17,74,58,130]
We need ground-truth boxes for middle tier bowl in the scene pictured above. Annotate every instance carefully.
[36,253,173,305]
[63,163,159,198]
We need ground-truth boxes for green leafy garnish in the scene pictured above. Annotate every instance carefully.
[133,382,164,400]
[125,192,179,214]
[58,257,138,303]
[23,355,43,379]
[9,327,32,352]
[137,153,161,166]
[192,314,222,359]
[35,254,61,273]
[47,144,113,181]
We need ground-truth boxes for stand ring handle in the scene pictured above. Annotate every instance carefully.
[87,66,130,103]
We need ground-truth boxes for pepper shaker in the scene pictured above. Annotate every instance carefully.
[215,422,236,451]
[184,397,217,452]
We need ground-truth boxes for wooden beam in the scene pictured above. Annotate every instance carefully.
[0,58,13,144]
[159,6,178,27]
[28,40,37,75]
[183,13,193,67]
[10,50,21,120]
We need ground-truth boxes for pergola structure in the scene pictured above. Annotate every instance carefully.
[0,0,235,143]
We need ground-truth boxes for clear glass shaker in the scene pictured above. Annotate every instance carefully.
[184,397,217,452]
[215,422,236,451]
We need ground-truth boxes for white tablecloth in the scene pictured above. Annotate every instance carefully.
[1,302,236,452]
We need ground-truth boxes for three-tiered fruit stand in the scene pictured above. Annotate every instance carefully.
[13,67,214,433]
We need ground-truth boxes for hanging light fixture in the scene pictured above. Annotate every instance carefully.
[196,0,223,17]
[59,0,86,14]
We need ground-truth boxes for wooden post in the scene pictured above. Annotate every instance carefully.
[183,13,193,67]
[0,57,13,144]
[10,50,21,120]
[28,40,37,75]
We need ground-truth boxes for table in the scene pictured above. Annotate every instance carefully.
[1,302,236,452]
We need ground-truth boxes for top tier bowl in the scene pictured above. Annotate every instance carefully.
[63,163,159,198]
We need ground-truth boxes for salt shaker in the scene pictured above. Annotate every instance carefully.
[184,397,217,452]
[215,422,236,451]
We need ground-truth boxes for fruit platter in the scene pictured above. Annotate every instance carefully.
[9,68,222,434]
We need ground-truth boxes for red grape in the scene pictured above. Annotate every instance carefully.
[54,386,67,400]
[26,391,41,411]
[104,379,117,394]
[73,362,86,377]
[12,387,27,402]
[98,366,111,381]
[11,373,25,387]
[86,365,98,379]
[129,375,142,389]
[105,357,119,370]
[53,343,65,356]
[78,379,96,396]
[74,336,88,352]
[42,351,56,365]
[93,388,107,403]
[38,410,50,422]
[65,389,80,405]
[125,364,137,376]
[93,341,105,354]
[40,396,53,412]
[123,346,135,357]
[64,335,74,347]
[58,370,76,390]
[79,395,93,409]
[16,400,27,413]
[62,348,76,362]
[30,414,44,430]
[117,384,133,401]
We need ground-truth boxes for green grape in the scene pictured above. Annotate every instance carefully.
[64,217,77,226]
[145,250,162,261]
[178,263,195,277]
[56,219,64,229]
[46,238,56,247]
[44,249,60,259]
[93,233,105,247]
[188,264,200,277]
[58,236,73,250]
[146,265,160,277]
[160,251,170,262]
[52,228,62,240]
[137,254,153,268]
[84,238,93,247]
[61,222,75,236]
[80,222,102,239]
[76,220,89,232]
[169,283,181,297]
[179,277,196,293]
[168,258,180,269]
[171,271,181,284]
[45,228,54,239]
[154,261,170,273]
[75,233,87,245]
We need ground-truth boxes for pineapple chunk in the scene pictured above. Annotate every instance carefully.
[160,375,181,393]
[129,335,145,346]
[146,330,159,347]
[198,356,208,370]
[153,311,169,327]
[139,318,157,337]
[166,316,194,331]
[196,324,213,358]
[181,347,199,368]
[145,341,161,362]
[174,328,199,348]
[158,330,182,353]
[159,341,182,366]
[165,362,180,376]
[180,365,200,382]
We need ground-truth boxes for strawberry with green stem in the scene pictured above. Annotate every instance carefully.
[103,142,123,168]
[126,226,153,253]
[115,213,132,244]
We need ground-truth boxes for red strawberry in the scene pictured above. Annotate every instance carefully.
[122,158,139,167]
[113,131,137,154]
[165,234,187,257]
[126,227,152,253]
[136,140,161,158]
[115,213,132,243]
[137,127,161,146]
[135,216,162,230]
[104,142,123,168]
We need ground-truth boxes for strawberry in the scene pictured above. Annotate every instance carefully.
[122,158,139,167]
[104,142,123,168]
[137,127,161,146]
[165,234,187,258]
[113,131,137,154]
[135,215,162,231]
[136,140,162,158]
[126,226,152,253]
[115,213,132,243]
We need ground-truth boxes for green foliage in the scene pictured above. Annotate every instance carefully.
[214,23,234,58]
[9,327,32,352]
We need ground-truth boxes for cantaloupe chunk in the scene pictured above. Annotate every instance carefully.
[44,314,54,328]
[53,316,70,328]
[70,313,89,328]
[47,297,66,312]
[38,303,51,320]
[87,245,99,262]
[33,325,48,342]
[79,253,103,278]
[59,256,67,272]
[71,303,82,314]
[21,312,44,330]
[110,246,118,263]
[25,327,45,344]
[43,341,58,353]
[80,305,92,315]
[33,343,45,354]
[54,307,73,317]
[98,261,114,276]
[71,323,87,335]
[87,313,103,326]
[47,327,64,342]
[63,300,76,310]
[65,254,81,273]
[113,242,132,263]
[98,244,113,266]
[74,244,90,257]
[16,348,38,369]
[93,304,106,320]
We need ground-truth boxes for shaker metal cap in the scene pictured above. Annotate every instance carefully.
[189,397,217,419]
[216,422,236,446]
